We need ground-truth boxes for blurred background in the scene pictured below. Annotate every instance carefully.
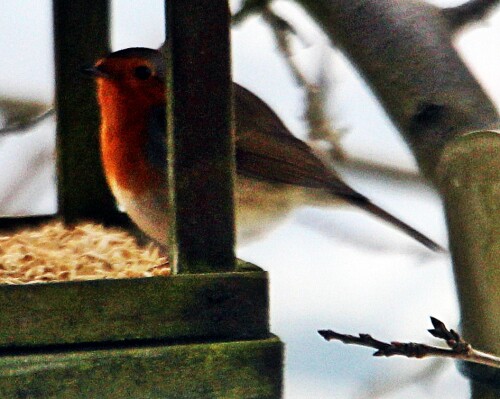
[1,0,499,397]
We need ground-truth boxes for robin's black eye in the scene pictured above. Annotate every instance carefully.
[134,65,152,80]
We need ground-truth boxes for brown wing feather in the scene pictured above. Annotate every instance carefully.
[234,84,364,200]
[233,84,444,252]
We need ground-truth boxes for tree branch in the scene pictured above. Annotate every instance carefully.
[260,8,302,82]
[291,0,500,178]
[319,317,500,369]
[0,108,55,135]
[260,6,345,159]
[442,0,500,32]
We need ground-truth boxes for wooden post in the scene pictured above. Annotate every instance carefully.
[437,131,500,397]
[165,0,236,273]
[0,4,283,398]
[53,0,122,224]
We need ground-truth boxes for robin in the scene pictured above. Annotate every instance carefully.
[83,47,443,252]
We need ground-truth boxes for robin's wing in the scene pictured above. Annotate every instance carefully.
[142,83,442,251]
[234,85,444,251]
[145,104,168,172]
[234,84,363,200]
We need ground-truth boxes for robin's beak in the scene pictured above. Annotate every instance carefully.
[80,64,110,78]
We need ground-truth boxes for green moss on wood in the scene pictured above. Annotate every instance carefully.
[0,336,283,399]
[53,0,121,223]
[166,0,236,273]
[0,269,268,348]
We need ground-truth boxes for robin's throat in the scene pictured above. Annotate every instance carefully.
[97,82,160,194]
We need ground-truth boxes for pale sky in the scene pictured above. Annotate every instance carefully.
[1,1,499,398]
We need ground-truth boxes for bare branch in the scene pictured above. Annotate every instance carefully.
[261,7,346,159]
[0,108,55,136]
[319,317,500,369]
[261,7,305,86]
[336,157,422,183]
[292,0,500,177]
[442,0,500,32]
[303,69,346,160]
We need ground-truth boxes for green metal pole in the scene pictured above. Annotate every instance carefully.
[165,0,236,274]
[53,0,121,224]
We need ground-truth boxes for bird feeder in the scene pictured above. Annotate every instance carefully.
[0,1,283,398]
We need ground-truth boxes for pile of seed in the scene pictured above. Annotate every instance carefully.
[0,222,169,284]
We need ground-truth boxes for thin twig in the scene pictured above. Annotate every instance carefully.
[319,317,500,369]
[261,6,345,159]
[0,108,55,135]
[261,7,307,86]
[442,0,500,31]
[335,157,422,183]
[237,5,427,176]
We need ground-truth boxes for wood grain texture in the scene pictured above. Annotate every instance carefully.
[0,267,268,348]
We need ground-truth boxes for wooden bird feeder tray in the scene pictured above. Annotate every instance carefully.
[0,0,283,397]
[0,222,269,348]
[0,221,282,398]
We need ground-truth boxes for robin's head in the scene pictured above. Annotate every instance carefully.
[83,47,165,104]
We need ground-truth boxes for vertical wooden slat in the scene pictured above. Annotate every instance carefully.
[165,0,236,273]
[53,0,120,223]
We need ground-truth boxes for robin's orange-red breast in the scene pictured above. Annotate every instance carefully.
[83,47,443,252]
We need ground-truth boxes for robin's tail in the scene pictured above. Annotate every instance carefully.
[351,198,446,252]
